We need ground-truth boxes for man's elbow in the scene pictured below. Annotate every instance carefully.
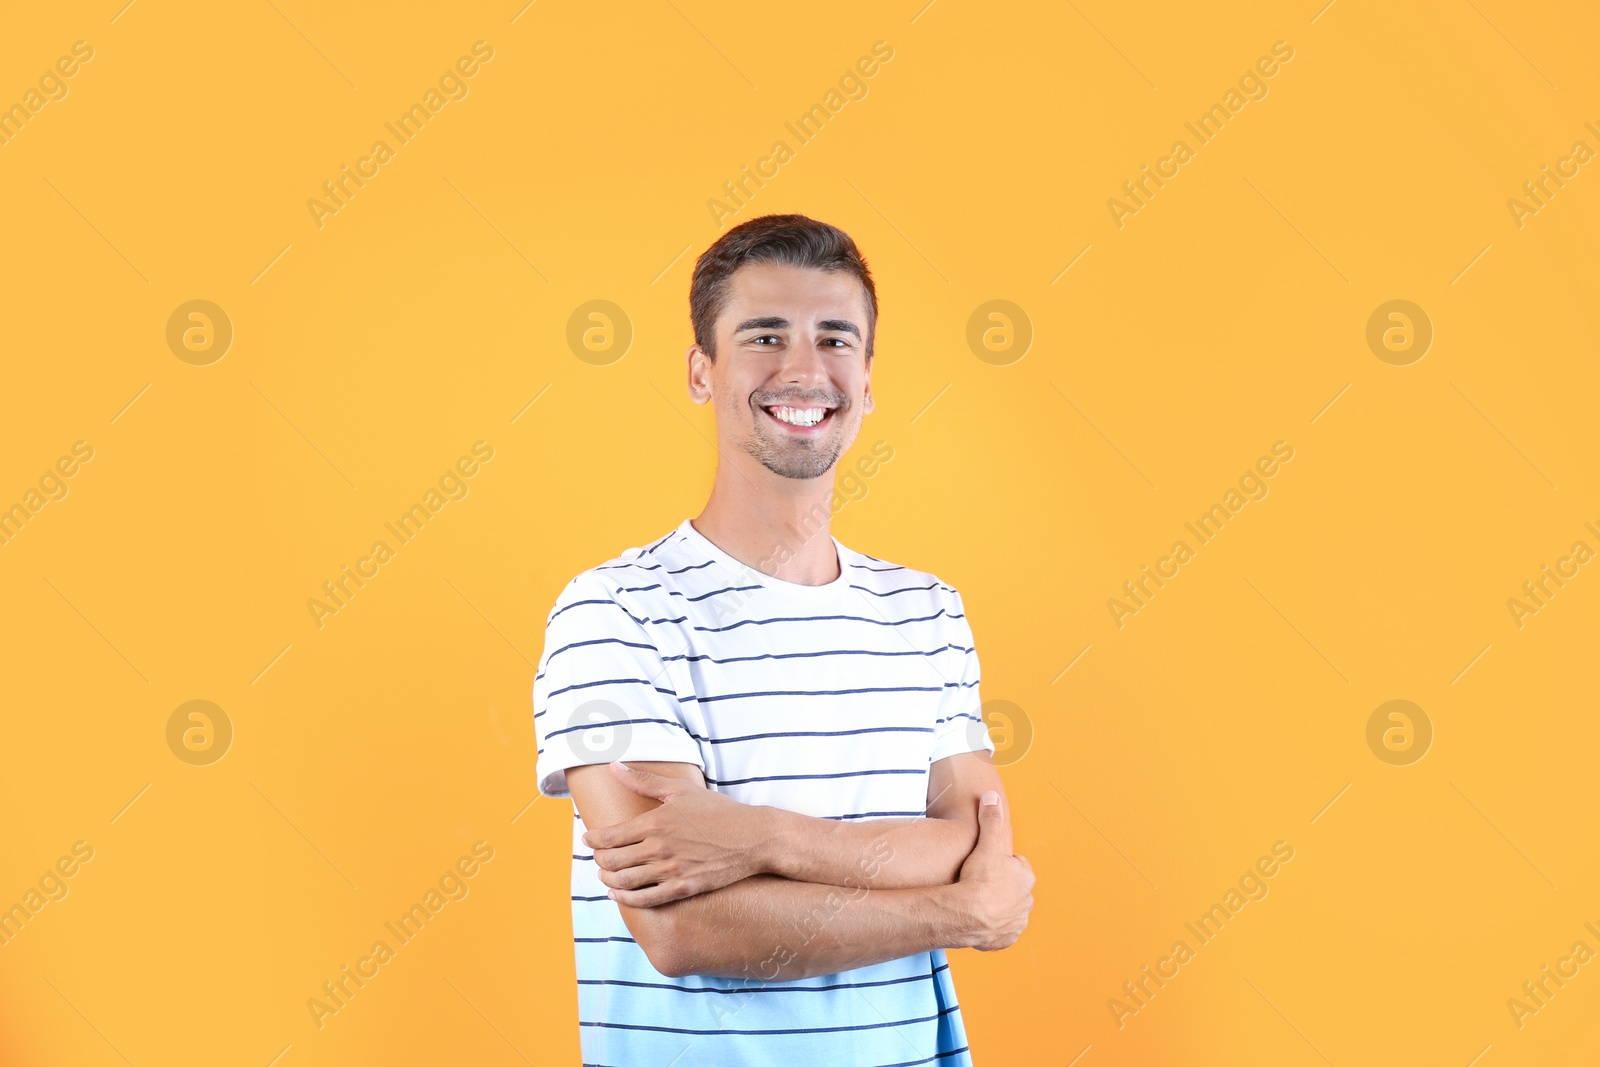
[644,939,695,979]
[621,906,696,978]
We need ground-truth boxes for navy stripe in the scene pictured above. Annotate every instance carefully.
[549,597,635,623]
[555,603,958,633]
[575,965,949,995]
[697,684,946,705]
[549,638,971,668]
[668,644,973,664]
[579,1003,960,1036]
[706,768,925,787]
[556,724,935,749]
[662,558,719,575]
[693,609,957,634]
[545,677,679,701]
[542,640,971,678]
[595,558,717,576]
[849,581,950,598]
[556,721,949,766]
[546,636,660,660]
[545,716,693,741]
[553,692,959,717]
[639,532,676,554]
[684,583,762,602]
[701,725,933,745]
[828,810,928,820]
[617,582,764,603]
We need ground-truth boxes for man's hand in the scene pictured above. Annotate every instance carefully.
[950,790,1035,951]
[582,761,769,907]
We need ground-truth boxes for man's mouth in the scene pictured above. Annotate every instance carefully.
[761,403,837,432]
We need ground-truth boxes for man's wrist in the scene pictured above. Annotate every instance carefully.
[752,804,800,878]
[928,881,980,950]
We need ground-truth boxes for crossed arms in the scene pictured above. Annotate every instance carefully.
[565,752,1036,982]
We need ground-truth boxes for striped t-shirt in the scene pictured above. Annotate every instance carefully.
[533,517,994,1067]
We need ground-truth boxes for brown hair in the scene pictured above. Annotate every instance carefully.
[689,214,878,362]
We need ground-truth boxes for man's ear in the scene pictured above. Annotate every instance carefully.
[862,359,874,415]
[687,343,712,405]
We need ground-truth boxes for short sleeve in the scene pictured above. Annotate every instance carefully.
[533,572,704,798]
[929,587,995,763]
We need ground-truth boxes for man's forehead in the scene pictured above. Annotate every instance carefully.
[720,263,868,324]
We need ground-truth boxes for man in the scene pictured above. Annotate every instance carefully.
[533,214,1035,1066]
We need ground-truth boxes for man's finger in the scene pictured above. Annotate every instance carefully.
[609,882,687,909]
[609,760,682,799]
[975,789,1013,856]
[583,818,648,850]
[593,843,654,872]
[599,862,660,891]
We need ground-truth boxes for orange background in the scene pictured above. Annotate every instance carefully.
[1,1,1597,1064]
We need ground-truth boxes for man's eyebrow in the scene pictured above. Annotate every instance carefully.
[734,316,789,333]
[733,316,862,339]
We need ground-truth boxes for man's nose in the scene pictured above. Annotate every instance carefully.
[777,336,829,385]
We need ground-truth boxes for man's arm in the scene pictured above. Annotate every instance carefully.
[567,760,1033,981]
[768,750,998,887]
[584,753,1000,906]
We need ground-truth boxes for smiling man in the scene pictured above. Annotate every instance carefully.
[533,214,1035,1066]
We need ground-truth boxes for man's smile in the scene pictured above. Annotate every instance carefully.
[759,402,839,434]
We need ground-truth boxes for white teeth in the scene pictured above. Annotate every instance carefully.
[770,406,827,426]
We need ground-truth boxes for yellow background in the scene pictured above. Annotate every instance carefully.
[1,0,1596,1063]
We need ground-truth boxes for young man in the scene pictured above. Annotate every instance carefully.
[533,214,1035,1066]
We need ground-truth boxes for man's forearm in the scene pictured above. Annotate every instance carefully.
[757,808,976,889]
[750,751,1003,890]
[637,873,973,981]
[585,755,1003,905]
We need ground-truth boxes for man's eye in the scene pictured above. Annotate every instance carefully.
[752,335,780,345]
[822,338,849,348]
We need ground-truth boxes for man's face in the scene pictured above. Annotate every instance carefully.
[689,261,874,481]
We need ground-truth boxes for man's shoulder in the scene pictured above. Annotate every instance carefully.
[840,543,966,614]
[544,525,701,621]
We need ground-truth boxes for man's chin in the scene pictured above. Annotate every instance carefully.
[745,432,845,481]
[759,452,840,481]
[765,462,835,481]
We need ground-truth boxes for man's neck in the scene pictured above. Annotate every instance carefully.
[693,471,840,586]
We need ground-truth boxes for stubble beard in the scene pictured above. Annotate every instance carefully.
[741,397,851,481]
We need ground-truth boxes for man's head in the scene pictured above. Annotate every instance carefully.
[687,215,877,481]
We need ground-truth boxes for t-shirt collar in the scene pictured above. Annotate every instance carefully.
[677,517,851,598]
